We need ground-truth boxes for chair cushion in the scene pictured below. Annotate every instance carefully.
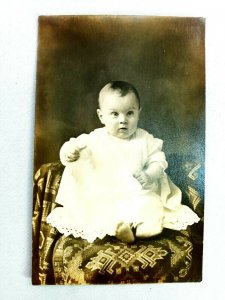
[53,229,194,284]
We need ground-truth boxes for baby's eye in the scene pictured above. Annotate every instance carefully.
[127,111,134,116]
[111,112,119,117]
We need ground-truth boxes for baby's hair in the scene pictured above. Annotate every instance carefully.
[98,81,141,108]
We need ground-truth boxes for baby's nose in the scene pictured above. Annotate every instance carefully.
[119,114,127,123]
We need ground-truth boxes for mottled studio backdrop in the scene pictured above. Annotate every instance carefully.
[34,16,205,173]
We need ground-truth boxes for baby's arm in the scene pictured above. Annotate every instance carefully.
[59,134,88,166]
[134,133,168,188]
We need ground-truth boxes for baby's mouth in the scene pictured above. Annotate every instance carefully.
[119,127,128,131]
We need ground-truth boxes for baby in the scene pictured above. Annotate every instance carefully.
[47,81,200,243]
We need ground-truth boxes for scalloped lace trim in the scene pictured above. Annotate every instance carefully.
[163,206,200,230]
[46,213,115,243]
[47,207,200,242]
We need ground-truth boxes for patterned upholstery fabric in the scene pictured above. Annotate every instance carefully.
[52,229,194,284]
[32,157,203,285]
[32,162,63,285]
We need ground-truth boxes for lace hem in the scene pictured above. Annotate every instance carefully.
[46,203,200,242]
[163,205,200,230]
[163,217,200,230]
[46,213,116,243]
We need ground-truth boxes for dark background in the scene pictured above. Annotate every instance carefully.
[34,16,205,173]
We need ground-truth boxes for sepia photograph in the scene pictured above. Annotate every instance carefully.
[32,15,205,285]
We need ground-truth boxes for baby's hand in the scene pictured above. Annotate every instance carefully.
[133,171,151,189]
[145,162,164,180]
[65,147,80,162]
[60,143,86,164]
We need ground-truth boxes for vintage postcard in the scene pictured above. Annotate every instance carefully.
[32,16,205,285]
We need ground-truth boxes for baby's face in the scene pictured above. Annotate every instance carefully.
[97,91,141,139]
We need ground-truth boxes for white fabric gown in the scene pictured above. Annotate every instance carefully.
[47,128,200,242]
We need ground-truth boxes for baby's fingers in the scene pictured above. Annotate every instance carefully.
[67,152,80,161]
[134,174,144,184]
[139,178,146,184]
[77,145,87,151]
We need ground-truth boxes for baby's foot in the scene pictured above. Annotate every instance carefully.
[136,221,163,238]
[116,222,135,243]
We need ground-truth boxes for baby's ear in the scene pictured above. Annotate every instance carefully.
[97,108,104,124]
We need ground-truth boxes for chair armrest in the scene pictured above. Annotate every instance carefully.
[32,161,64,285]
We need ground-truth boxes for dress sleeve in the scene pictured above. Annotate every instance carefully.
[145,133,168,171]
[59,133,89,166]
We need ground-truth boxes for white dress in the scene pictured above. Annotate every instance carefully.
[47,128,200,242]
